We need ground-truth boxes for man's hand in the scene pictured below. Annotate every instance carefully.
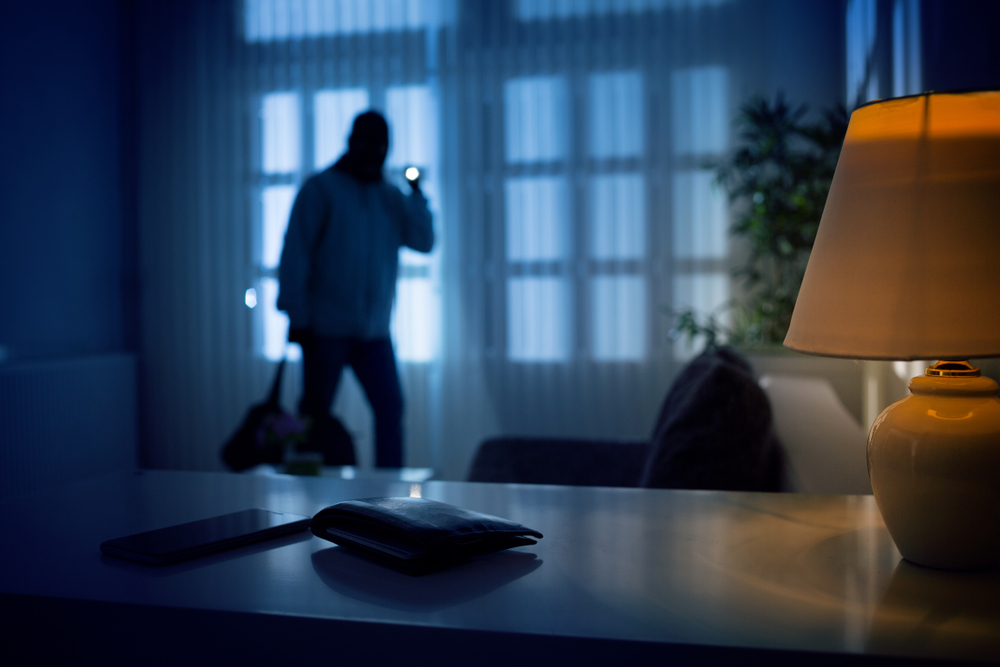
[405,166,422,195]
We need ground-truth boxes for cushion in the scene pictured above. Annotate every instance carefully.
[640,346,785,492]
[759,374,871,494]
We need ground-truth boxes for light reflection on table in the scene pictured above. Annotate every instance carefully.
[2,470,998,663]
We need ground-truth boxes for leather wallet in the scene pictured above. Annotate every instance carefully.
[310,497,543,575]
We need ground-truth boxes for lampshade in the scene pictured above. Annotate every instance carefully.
[785,90,1000,361]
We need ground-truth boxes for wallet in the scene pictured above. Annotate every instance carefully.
[310,497,543,575]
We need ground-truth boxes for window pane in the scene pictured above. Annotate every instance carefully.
[847,0,879,103]
[672,272,729,360]
[387,85,437,267]
[386,84,440,360]
[892,0,921,97]
[672,170,727,259]
[588,71,643,159]
[503,76,568,164]
[261,277,301,361]
[673,273,729,315]
[385,85,436,169]
[591,276,646,361]
[515,0,733,21]
[262,92,300,174]
[392,277,438,363]
[261,185,296,269]
[671,66,728,155]
[507,277,571,362]
[590,173,645,260]
[505,176,569,261]
[386,85,438,267]
[245,0,442,42]
[314,88,369,169]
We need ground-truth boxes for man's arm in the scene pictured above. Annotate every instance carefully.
[399,186,434,253]
[277,178,326,331]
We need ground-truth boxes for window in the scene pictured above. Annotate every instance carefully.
[503,76,572,362]
[253,85,440,363]
[586,71,646,362]
[386,84,440,363]
[846,0,879,105]
[500,70,649,363]
[261,92,300,173]
[244,0,442,42]
[669,66,730,359]
[504,175,571,362]
[314,88,369,170]
[892,0,922,97]
[671,67,728,156]
[514,0,734,21]
[505,176,569,262]
[588,71,644,159]
[671,170,726,259]
[503,76,568,164]
[507,277,571,362]
[258,91,302,361]
[259,184,299,359]
[591,275,646,362]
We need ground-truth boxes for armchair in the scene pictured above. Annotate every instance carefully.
[468,346,786,492]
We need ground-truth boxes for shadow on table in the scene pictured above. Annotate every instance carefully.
[867,559,1000,662]
[311,546,542,612]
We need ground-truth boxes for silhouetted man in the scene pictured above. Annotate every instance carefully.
[278,111,433,467]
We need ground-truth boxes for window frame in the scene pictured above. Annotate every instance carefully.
[247,56,442,363]
[496,69,652,365]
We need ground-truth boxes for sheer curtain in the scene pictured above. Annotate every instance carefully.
[136,0,778,478]
[442,1,743,481]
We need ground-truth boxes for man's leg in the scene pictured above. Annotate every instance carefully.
[350,338,404,467]
[298,335,350,418]
[298,336,359,465]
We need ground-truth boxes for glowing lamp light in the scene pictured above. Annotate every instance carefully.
[785,90,1000,571]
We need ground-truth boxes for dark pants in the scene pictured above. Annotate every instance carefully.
[299,336,404,467]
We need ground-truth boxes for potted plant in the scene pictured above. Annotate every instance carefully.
[671,93,849,349]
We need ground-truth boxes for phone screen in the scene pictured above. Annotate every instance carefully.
[101,509,311,565]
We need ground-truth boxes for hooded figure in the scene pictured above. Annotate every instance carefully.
[277,110,433,467]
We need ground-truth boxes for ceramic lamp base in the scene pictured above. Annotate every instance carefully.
[868,361,1000,571]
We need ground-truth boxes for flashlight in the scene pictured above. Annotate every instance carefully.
[405,166,420,182]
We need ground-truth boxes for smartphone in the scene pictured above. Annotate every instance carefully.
[100,509,311,565]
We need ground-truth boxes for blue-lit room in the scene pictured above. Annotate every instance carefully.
[2,0,1000,662]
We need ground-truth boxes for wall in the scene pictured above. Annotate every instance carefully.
[922,0,1000,92]
[0,1,138,498]
[0,0,135,361]
[0,355,137,501]
[759,0,845,113]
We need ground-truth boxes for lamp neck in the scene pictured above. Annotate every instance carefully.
[909,361,998,397]
[925,360,980,377]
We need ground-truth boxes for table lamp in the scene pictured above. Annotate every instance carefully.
[784,90,1000,571]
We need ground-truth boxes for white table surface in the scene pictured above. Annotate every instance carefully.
[2,470,998,664]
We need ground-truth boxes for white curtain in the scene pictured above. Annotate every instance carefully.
[137,0,779,479]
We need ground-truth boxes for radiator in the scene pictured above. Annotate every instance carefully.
[0,354,138,501]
